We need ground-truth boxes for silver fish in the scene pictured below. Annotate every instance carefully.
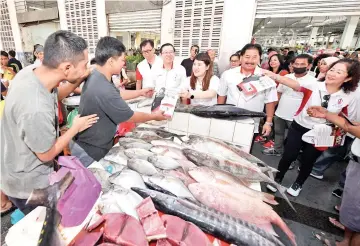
[122,142,153,150]
[132,188,285,246]
[151,140,184,149]
[145,174,195,200]
[112,187,143,220]
[182,148,295,212]
[128,158,158,175]
[104,146,128,166]
[126,131,163,142]
[99,190,123,214]
[150,145,187,160]
[134,127,184,139]
[89,168,111,192]
[108,168,146,189]
[118,137,148,145]
[124,148,155,160]
[148,155,181,170]
[98,159,126,175]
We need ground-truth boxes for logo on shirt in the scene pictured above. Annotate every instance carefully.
[338,98,343,105]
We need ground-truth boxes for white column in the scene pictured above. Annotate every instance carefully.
[340,16,360,50]
[96,0,108,37]
[308,27,318,47]
[57,0,67,30]
[160,0,175,44]
[218,0,257,74]
[6,0,23,52]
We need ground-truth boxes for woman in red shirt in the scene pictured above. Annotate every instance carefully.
[268,54,289,87]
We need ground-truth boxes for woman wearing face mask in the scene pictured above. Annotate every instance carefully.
[262,59,359,197]
[268,54,289,87]
[180,52,219,106]
[317,57,339,80]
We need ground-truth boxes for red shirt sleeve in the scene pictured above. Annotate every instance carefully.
[136,67,143,81]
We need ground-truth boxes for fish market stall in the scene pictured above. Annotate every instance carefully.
[5,102,297,246]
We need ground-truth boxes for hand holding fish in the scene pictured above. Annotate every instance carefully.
[72,114,99,133]
[307,106,328,119]
[262,123,272,136]
[141,88,155,98]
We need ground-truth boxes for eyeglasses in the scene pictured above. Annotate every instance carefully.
[141,49,153,55]
[162,51,175,55]
[321,94,330,108]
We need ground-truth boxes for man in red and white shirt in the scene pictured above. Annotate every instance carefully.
[136,40,163,90]
[218,44,278,137]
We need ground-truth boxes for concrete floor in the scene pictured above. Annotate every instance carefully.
[1,142,346,246]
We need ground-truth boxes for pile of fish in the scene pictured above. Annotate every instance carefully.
[175,104,266,120]
[82,126,297,246]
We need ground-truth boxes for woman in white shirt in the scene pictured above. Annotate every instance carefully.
[180,52,220,106]
[262,58,360,197]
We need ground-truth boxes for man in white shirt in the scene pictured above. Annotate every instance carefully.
[218,43,278,137]
[152,43,186,92]
[136,39,163,90]
[263,54,316,156]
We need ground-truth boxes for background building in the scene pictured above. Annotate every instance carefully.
[1,0,359,70]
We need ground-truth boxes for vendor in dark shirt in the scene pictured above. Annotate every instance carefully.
[72,37,167,167]
[181,45,199,77]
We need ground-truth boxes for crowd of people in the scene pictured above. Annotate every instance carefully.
[1,30,360,245]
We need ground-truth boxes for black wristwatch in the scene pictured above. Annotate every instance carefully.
[190,94,194,99]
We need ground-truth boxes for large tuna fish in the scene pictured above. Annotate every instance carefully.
[132,187,286,246]
[188,183,296,246]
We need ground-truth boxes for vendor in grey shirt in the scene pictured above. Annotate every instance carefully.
[0,31,98,215]
[73,37,167,166]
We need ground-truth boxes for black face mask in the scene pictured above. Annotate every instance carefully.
[293,67,307,74]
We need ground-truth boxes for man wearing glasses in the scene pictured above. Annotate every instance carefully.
[136,40,163,90]
[181,45,199,77]
[152,43,186,92]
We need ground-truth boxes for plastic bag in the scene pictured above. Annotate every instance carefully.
[49,156,101,227]
[66,107,79,128]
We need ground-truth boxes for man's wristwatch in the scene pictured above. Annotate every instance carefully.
[265,122,273,126]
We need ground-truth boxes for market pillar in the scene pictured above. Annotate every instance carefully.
[6,0,23,53]
[160,0,175,44]
[308,27,319,47]
[218,0,257,74]
[340,16,359,50]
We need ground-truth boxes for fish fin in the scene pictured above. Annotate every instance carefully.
[26,172,74,208]
[257,222,278,237]
[277,184,296,212]
[272,214,297,246]
[263,193,279,205]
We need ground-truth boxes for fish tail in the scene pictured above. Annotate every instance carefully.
[276,184,296,212]
[262,193,279,205]
[272,213,297,246]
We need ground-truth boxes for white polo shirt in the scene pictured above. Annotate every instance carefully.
[153,63,187,92]
[276,73,318,121]
[218,66,278,133]
[294,81,354,130]
[136,55,163,88]
[182,75,220,106]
